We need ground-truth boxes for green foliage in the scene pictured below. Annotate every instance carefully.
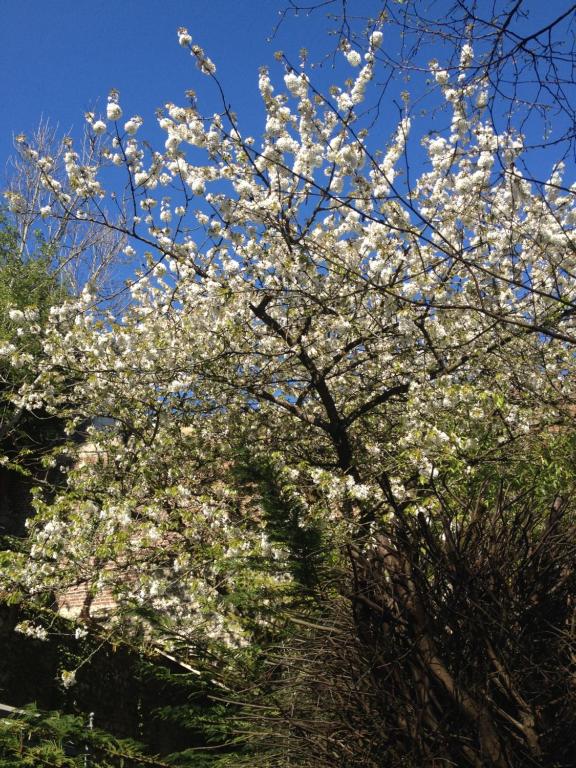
[0,707,151,768]
[0,210,70,462]
[0,217,65,338]
[235,453,326,594]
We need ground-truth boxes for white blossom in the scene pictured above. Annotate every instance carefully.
[8,308,25,324]
[346,49,362,67]
[92,120,107,134]
[177,27,192,46]
[107,102,122,121]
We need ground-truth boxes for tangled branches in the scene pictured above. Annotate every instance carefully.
[247,487,576,767]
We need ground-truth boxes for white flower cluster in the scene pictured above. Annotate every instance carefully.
[15,621,48,641]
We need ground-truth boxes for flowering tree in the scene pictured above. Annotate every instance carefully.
[3,18,576,766]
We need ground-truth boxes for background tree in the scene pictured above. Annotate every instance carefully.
[0,210,71,536]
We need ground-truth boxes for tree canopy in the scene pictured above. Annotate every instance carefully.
[2,3,576,766]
